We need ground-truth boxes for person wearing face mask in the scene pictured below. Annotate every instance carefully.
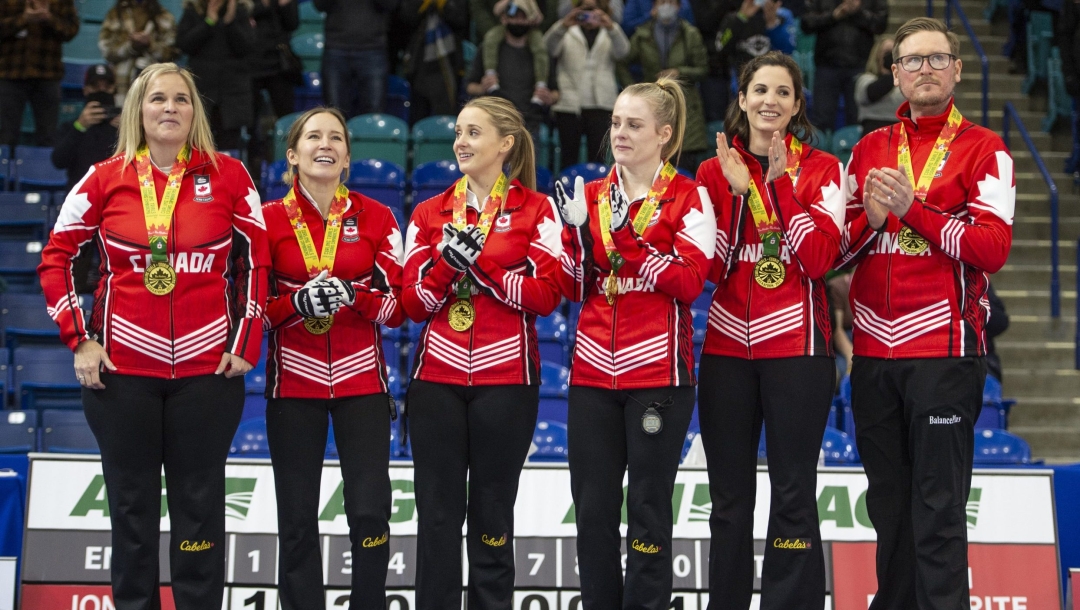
[401,96,563,610]
[52,64,121,193]
[554,77,715,610]
[838,18,1013,608]
[620,0,710,172]
[261,107,405,610]
[854,35,904,134]
[544,0,629,167]
[695,51,843,610]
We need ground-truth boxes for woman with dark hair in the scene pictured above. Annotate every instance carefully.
[554,76,714,609]
[262,106,405,610]
[99,0,177,103]
[695,50,843,610]
[175,0,255,150]
[401,96,563,610]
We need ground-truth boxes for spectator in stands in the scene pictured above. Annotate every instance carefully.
[621,0,692,33]
[800,0,887,131]
[544,0,629,167]
[482,0,551,114]
[314,0,400,118]
[176,0,256,151]
[688,0,738,123]
[620,0,710,172]
[854,34,903,133]
[472,0,558,41]
[0,0,79,148]
[465,0,556,145]
[98,0,177,104]
[557,0,622,23]
[247,0,298,176]
[1055,0,1080,106]
[398,0,469,123]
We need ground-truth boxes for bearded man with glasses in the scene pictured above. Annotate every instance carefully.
[835,16,1014,610]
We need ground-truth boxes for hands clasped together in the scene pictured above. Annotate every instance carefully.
[291,270,357,319]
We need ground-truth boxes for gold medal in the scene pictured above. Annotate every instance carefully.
[143,261,177,295]
[897,226,928,254]
[303,316,334,335]
[754,256,786,289]
[448,299,475,332]
[605,272,619,305]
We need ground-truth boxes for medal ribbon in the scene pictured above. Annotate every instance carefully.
[451,173,509,298]
[745,137,802,259]
[898,105,963,202]
[597,162,677,271]
[281,183,351,278]
[135,146,190,263]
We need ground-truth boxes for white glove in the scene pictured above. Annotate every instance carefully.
[317,276,356,307]
[437,222,456,253]
[552,176,588,228]
[291,270,346,318]
[609,183,630,231]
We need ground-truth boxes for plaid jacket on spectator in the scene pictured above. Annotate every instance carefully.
[0,0,79,80]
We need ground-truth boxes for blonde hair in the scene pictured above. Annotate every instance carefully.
[618,76,687,165]
[115,63,217,169]
[461,97,537,190]
[283,107,352,184]
[866,35,895,75]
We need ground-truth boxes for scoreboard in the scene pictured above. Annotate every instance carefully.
[20,456,1062,610]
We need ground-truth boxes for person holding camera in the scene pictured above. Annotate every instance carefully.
[52,64,121,192]
[854,35,903,134]
[543,0,629,168]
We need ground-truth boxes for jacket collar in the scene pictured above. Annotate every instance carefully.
[896,97,957,135]
[438,177,523,214]
[292,174,360,216]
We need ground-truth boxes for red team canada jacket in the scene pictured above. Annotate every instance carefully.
[401,180,563,386]
[38,150,269,377]
[560,168,715,389]
[262,182,405,398]
[838,100,1014,358]
[696,135,844,359]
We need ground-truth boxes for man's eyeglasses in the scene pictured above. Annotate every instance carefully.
[894,53,957,72]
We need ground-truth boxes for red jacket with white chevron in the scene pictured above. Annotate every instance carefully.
[401,179,563,386]
[560,168,715,389]
[38,150,269,378]
[696,135,843,359]
[838,100,1014,359]
[262,182,405,398]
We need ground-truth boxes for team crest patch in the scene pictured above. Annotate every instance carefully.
[494,211,512,232]
[343,217,359,242]
[647,206,662,227]
[933,151,952,178]
[193,175,213,202]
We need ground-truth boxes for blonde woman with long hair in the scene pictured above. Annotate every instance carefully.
[38,62,269,609]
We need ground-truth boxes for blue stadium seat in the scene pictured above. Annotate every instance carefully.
[0,239,45,291]
[261,158,291,201]
[41,409,97,453]
[386,75,411,124]
[386,365,403,399]
[831,125,862,163]
[681,425,700,462]
[530,419,568,461]
[538,397,567,423]
[2,293,60,348]
[290,31,324,73]
[821,426,859,465]
[76,0,113,22]
[61,23,102,65]
[0,193,50,239]
[974,429,1031,465]
[231,417,271,458]
[557,163,610,197]
[273,112,305,161]
[348,113,410,169]
[539,360,569,399]
[758,424,767,460]
[692,288,712,312]
[0,410,36,453]
[535,166,554,195]
[346,159,406,217]
[14,346,81,411]
[690,308,708,345]
[299,0,324,22]
[242,393,267,423]
[567,301,581,342]
[325,421,338,459]
[536,312,569,366]
[0,346,9,400]
[61,63,89,98]
[245,336,269,394]
[294,71,322,112]
[411,160,460,205]
[13,147,67,192]
[0,145,9,189]
[411,115,457,166]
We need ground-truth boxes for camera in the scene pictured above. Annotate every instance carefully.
[102,106,121,120]
[506,2,520,16]
[578,11,590,20]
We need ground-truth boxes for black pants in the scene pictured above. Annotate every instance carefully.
[810,65,861,131]
[554,109,610,169]
[697,355,835,610]
[851,356,986,610]
[82,372,244,610]
[568,385,695,610]
[0,78,60,147]
[266,394,392,610]
[408,380,539,610]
